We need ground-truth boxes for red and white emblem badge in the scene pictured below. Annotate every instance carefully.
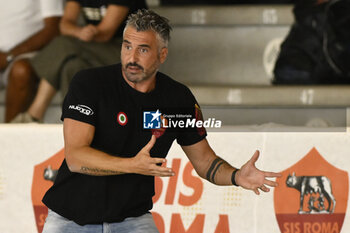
[117,112,128,126]
[274,148,349,233]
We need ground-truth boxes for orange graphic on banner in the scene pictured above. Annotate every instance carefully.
[274,148,349,233]
[152,212,230,233]
[31,149,65,233]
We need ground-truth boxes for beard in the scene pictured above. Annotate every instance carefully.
[122,60,160,84]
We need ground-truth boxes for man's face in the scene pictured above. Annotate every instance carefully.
[121,26,168,84]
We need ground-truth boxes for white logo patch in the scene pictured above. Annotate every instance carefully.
[69,105,94,116]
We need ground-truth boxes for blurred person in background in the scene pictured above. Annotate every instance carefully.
[0,0,63,122]
[273,0,350,84]
[9,0,147,123]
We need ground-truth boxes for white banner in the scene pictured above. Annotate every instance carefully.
[0,125,349,233]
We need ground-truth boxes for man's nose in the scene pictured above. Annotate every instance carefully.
[130,49,139,63]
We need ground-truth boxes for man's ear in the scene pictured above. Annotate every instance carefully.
[159,47,168,64]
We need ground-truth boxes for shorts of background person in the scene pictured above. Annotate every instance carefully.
[30,35,122,98]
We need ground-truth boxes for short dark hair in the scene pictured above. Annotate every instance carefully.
[125,9,172,48]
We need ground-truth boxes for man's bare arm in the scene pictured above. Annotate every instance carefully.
[59,2,84,39]
[93,5,129,42]
[60,2,129,42]
[181,139,236,185]
[9,17,61,57]
[64,118,174,177]
[0,17,60,70]
[182,139,281,194]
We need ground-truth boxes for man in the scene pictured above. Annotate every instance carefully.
[9,0,147,123]
[0,0,63,122]
[42,9,281,233]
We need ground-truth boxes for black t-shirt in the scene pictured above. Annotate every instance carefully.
[42,63,207,225]
[68,0,148,38]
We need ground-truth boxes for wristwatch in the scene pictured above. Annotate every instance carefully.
[6,53,14,64]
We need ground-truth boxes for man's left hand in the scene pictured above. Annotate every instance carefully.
[235,150,282,195]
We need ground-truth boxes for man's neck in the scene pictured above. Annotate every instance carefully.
[123,73,157,93]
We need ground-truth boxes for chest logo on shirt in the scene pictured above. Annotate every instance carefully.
[117,112,128,126]
[82,6,106,21]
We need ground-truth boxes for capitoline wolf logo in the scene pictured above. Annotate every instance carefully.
[286,173,336,214]
[274,148,348,233]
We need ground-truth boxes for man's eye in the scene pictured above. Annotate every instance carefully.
[140,48,148,53]
[125,45,131,50]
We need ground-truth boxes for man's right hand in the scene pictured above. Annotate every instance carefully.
[131,135,175,177]
[77,25,98,42]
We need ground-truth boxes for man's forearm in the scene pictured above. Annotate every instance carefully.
[182,139,239,186]
[80,166,124,176]
[65,146,131,176]
[60,20,82,38]
[92,21,122,42]
[10,17,60,57]
[205,156,238,186]
[91,5,129,43]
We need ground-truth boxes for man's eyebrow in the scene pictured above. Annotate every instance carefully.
[139,44,151,48]
[123,40,151,48]
[123,39,151,48]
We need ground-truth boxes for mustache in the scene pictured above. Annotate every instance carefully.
[126,62,144,70]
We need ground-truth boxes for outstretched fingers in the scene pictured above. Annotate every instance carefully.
[150,163,174,177]
[143,135,156,152]
[259,170,282,187]
[250,171,281,195]
[259,184,270,192]
[152,157,166,164]
[263,171,282,187]
[252,184,270,195]
[248,150,260,165]
[241,151,282,195]
[264,179,279,187]
[134,136,175,177]
[254,188,260,195]
[149,157,174,177]
[156,168,175,177]
[264,171,282,178]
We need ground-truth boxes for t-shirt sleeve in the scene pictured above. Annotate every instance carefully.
[176,87,207,146]
[40,0,64,18]
[61,70,99,126]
